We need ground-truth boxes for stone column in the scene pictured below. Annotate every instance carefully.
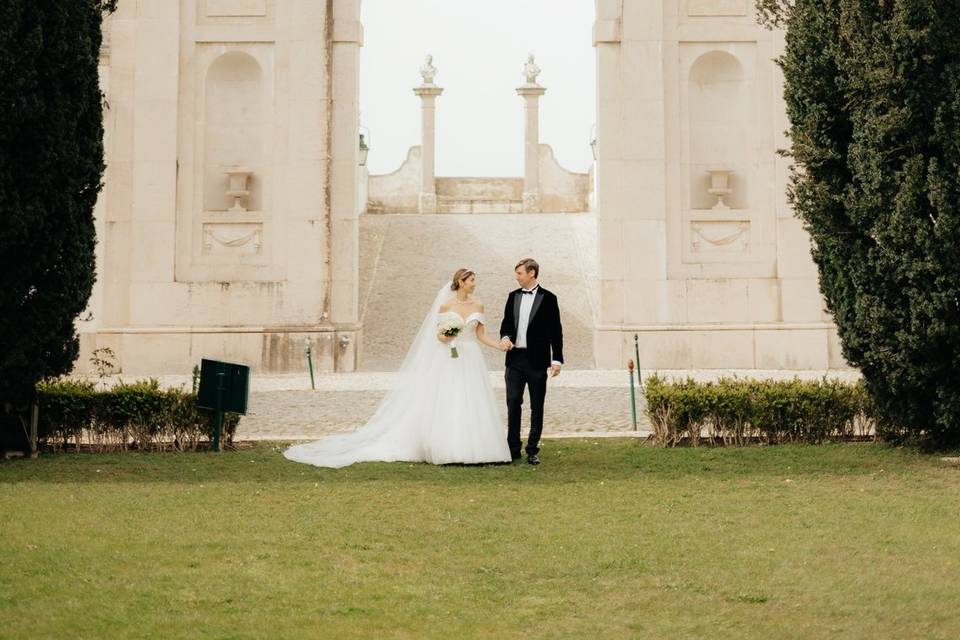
[516,55,546,213]
[329,0,364,371]
[592,1,626,368]
[414,56,443,214]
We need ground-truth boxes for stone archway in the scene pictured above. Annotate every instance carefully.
[350,3,599,372]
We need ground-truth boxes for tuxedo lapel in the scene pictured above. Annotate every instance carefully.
[529,289,545,325]
[512,290,521,331]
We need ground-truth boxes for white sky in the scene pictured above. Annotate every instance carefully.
[359,0,596,177]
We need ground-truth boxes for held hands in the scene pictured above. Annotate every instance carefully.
[499,338,514,352]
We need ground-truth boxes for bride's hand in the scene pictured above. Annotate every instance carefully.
[437,333,453,344]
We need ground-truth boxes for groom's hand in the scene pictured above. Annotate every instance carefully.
[500,338,514,352]
[550,363,561,378]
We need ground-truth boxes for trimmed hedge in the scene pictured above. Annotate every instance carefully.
[37,379,241,452]
[644,376,881,447]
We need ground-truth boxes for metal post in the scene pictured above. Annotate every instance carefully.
[634,334,643,392]
[305,342,316,390]
[192,364,200,394]
[627,359,638,431]
[213,371,225,453]
[29,401,38,458]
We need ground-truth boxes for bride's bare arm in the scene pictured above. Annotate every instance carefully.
[474,308,504,351]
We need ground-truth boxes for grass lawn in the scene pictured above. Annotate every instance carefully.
[1,440,959,639]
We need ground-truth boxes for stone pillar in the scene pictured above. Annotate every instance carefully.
[414,56,443,214]
[592,1,626,368]
[516,55,546,213]
[329,0,364,371]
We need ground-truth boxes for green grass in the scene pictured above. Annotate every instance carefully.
[1,440,958,639]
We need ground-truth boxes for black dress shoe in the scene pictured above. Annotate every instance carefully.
[527,454,540,465]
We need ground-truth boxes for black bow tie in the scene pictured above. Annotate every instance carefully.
[521,289,536,295]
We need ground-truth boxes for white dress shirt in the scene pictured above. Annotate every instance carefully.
[504,285,561,367]
[515,285,538,348]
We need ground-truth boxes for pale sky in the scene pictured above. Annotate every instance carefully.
[359,0,596,177]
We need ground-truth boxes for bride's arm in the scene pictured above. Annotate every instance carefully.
[474,312,505,351]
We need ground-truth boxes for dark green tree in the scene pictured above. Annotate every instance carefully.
[760,0,960,447]
[0,1,116,422]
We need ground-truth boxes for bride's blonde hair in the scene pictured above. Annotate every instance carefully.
[450,268,476,291]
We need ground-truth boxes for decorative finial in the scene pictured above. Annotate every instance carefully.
[420,54,437,85]
[523,53,541,85]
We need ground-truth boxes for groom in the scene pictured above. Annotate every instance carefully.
[499,258,564,465]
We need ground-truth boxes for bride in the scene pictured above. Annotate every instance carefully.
[284,268,512,468]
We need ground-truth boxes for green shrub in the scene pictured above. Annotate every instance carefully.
[644,376,880,447]
[36,379,241,452]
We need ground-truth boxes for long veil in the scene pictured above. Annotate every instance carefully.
[284,282,456,467]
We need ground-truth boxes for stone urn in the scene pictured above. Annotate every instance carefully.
[707,168,733,210]
[225,167,253,212]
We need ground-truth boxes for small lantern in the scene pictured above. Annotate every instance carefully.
[358,126,370,166]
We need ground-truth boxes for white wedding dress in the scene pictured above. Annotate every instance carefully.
[284,283,512,468]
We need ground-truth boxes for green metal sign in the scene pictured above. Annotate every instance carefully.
[197,358,250,451]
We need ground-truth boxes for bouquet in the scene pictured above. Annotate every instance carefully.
[437,312,465,358]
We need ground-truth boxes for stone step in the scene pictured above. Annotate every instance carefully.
[358,213,600,372]
[436,197,523,214]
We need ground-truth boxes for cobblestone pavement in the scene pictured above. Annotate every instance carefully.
[237,384,647,441]
[358,213,599,371]
[234,370,647,440]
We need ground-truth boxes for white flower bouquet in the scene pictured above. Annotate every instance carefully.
[437,311,465,358]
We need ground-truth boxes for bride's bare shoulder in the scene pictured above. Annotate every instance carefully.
[438,300,453,312]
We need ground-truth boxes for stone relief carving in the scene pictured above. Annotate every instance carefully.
[690,220,750,253]
[202,223,263,255]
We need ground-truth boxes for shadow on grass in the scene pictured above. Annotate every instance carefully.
[0,440,944,486]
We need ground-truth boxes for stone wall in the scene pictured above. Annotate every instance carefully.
[79,0,363,375]
[367,146,421,213]
[591,0,848,370]
[366,144,590,214]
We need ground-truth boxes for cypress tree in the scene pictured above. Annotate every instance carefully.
[0,1,116,424]
[761,0,960,447]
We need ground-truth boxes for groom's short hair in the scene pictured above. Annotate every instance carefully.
[515,258,539,278]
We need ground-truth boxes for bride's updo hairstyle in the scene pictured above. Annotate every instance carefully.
[450,268,476,291]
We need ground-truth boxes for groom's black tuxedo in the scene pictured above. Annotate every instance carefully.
[499,286,564,459]
[499,286,564,370]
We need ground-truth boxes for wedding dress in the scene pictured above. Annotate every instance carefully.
[284,283,512,468]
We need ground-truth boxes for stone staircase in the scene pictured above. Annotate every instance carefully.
[358,212,599,372]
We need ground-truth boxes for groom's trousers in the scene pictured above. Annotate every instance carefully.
[505,349,548,458]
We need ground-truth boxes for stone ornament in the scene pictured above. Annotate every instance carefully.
[523,54,541,85]
[707,168,733,210]
[225,166,253,212]
[419,54,437,85]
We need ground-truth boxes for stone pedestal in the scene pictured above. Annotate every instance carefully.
[414,84,443,213]
[516,84,546,213]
